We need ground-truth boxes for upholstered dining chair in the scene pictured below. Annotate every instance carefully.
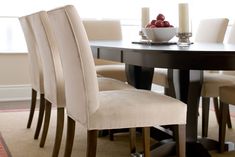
[209,21,235,153]
[20,14,66,157]
[47,5,187,157]
[200,18,235,137]
[20,10,135,157]
[19,17,46,141]
[218,85,235,153]
[83,19,127,82]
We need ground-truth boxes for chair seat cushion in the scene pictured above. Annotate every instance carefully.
[220,85,235,105]
[96,64,126,82]
[201,72,235,97]
[98,77,134,91]
[88,89,186,130]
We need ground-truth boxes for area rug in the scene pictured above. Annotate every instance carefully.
[0,132,11,157]
[0,108,235,157]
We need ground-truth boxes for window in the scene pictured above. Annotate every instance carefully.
[0,0,234,52]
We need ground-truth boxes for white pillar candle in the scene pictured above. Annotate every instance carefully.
[178,3,189,33]
[141,7,149,28]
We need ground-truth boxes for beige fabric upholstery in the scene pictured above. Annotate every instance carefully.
[222,71,235,75]
[83,19,122,40]
[47,5,187,129]
[98,77,132,91]
[48,7,102,124]
[228,20,235,44]
[19,17,44,93]
[201,72,235,97]
[21,10,134,156]
[83,19,127,81]
[94,59,122,66]
[24,13,133,108]
[96,65,126,82]
[194,18,229,43]
[91,89,186,129]
[220,85,235,105]
[26,12,66,107]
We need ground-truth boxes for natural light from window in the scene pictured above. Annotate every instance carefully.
[0,0,234,52]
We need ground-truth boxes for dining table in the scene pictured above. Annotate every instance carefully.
[90,40,235,157]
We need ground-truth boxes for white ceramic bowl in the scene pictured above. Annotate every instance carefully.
[142,27,177,42]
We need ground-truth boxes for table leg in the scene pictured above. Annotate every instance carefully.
[173,69,211,157]
[172,70,203,141]
[125,64,154,90]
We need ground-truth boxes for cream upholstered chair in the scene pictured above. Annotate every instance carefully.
[21,10,134,157]
[20,14,66,157]
[218,85,235,153]
[83,19,127,139]
[20,17,46,141]
[47,5,186,157]
[194,18,228,42]
[211,21,235,153]
[200,18,235,137]
[83,19,127,82]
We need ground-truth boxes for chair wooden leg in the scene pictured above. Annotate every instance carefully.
[27,89,37,128]
[52,108,64,157]
[164,84,176,98]
[87,130,98,157]
[129,128,136,154]
[143,127,150,157]
[213,97,220,124]
[226,105,232,129]
[109,130,114,141]
[202,97,210,137]
[40,99,52,147]
[214,97,232,129]
[174,125,186,157]
[64,116,76,157]
[34,94,45,139]
[219,101,229,153]
[164,69,176,98]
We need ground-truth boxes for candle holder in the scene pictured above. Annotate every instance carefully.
[176,32,192,47]
[139,30,148,40]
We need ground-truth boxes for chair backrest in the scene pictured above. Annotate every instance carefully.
[227,21,235,44]
[222,21,235,75]
[83,19,122,65]
[82,19,122,40]
[26,12,65,107]
[19,17,44,93]
[194,18,229,43]
[47,5,99,125]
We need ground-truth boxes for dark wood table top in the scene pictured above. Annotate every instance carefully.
[90,40,235,70]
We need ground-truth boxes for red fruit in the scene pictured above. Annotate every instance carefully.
[150,24,157,28]
[162,21,170,27]
[155,20,164,27]
[156,13,165,21]
[150,19,156,25]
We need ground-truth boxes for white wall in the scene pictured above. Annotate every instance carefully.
[0,53,31,102]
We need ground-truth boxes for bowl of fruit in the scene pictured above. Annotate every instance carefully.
[142,13,177,42]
